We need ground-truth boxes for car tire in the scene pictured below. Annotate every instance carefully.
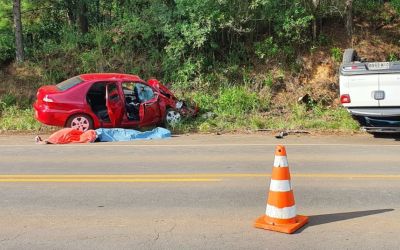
[66,114,94,132]
[342,49,358,63]
[163,108,182,127]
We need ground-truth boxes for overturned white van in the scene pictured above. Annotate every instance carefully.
[339,49,400,133]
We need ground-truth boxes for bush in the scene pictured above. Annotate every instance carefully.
[276,3,314,47]
[254,37,279,60]
[387,53,399,62]
[331,47,343,62]
[0,29,14,63]
[0,106,41,131]
[0,93,17,108]
[215,87,260,116]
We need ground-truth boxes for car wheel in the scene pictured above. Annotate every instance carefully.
[66,114,94,132]
[164,108,182,126]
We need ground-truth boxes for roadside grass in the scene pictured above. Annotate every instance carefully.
[263,105,360,131]
[170,97,360,134]
[0,104,358,134]
[0,105,41,131]
[0,86,359,133]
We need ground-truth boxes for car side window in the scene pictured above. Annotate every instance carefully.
[135,83,154,103]
[122,82,137,103]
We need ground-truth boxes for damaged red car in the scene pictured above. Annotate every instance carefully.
[34,73,198,131]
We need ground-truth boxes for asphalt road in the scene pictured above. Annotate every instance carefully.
[0,133,400,249]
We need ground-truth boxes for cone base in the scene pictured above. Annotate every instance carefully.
[254,214,308,234]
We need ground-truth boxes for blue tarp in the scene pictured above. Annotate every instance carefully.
[95,127,171,142]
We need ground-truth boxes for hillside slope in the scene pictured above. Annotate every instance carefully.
[1,5,400,132]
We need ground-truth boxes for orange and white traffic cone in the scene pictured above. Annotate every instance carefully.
[254,145,308,234]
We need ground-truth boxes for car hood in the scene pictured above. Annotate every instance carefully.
[147,79,177,100]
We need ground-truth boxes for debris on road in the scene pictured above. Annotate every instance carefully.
[275,131,288,139]
[275,130,310,139]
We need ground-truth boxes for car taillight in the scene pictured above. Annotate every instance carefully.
[340,94,351,104]
[43,95,54,103]
[343,65,366,70]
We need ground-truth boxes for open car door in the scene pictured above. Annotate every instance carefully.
[139,94,161,126]
[106,83,124,127]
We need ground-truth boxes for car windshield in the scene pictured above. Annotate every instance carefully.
[56,76,83,91]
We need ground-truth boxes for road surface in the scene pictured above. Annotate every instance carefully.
[0,133,399,249]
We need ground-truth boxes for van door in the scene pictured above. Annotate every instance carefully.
[106,83,124,127]
[378,74,400,107]
[346,74,379,107]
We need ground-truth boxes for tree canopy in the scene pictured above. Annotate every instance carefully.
[1,0,399,87]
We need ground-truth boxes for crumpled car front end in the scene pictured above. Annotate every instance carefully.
[147,78,199,119]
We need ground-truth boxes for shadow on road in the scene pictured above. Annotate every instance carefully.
[372,133,400,141]
[297,209,394,233]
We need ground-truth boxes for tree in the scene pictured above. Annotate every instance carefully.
[12,0,23,63]
[345,0,353,41]
[77,0,89,34]
[311,0,320,41]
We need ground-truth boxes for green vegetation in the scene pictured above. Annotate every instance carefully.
[331,47,343,63]
[0,0,398,133]
[173,104,359,134]
[0,106,40,131]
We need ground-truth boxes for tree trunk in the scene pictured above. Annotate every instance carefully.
[78,0,89,34]
[312,18,317,41]
[65,0,76,25]
[345,0,353,42]
[311,0,320,41]
[13,0,24,63]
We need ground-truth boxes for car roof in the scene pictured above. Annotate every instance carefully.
[79,73,143,82]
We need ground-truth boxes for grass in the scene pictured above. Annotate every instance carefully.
[0,87,359,134]
[263,106,360,131]
[0,106,41,131]
[0,105,359,134]
[170,101,360,134]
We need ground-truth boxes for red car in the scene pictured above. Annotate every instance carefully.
[34,73,197,131]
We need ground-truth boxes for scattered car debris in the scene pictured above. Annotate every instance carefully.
[256,129,273,132]
[297,93,317,109]
[275,131,288,139]
[275,130,310,139]
[202,112,216,119]
[297,94,311,104]
[287,130,310,134]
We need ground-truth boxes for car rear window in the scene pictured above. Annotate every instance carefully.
[56,76,83,91]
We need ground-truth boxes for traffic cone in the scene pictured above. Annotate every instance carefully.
[254,145,308,234]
